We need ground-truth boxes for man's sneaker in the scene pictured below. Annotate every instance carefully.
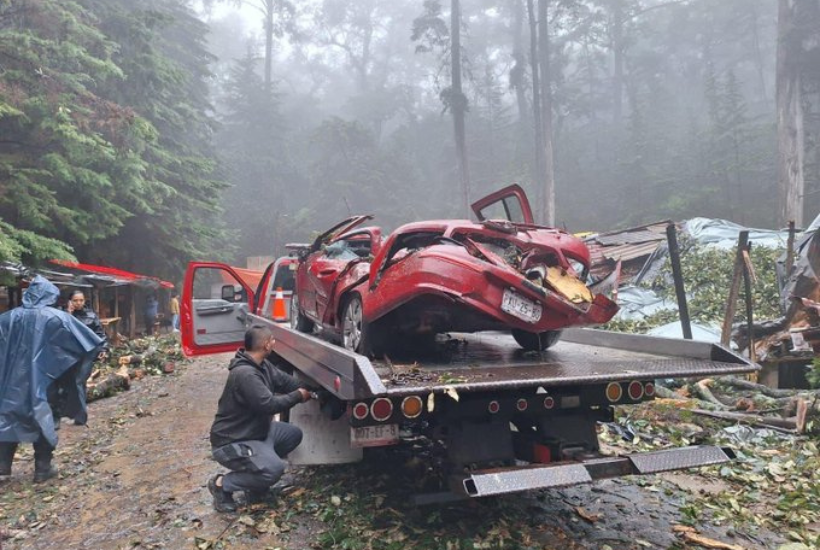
[208,475,237,513]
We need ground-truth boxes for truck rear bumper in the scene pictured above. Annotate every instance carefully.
[458,445,735,497]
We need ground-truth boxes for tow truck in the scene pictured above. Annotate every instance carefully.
[181,261,757,502]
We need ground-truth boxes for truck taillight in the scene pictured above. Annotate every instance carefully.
[401,396,423,419]
[370,398,393,421]
[352,402,369,420]
[488,400,500,414]
[543,396,555,409]
[516,398,528,412]
[606,382,622,402]
[645,382,655,397]
[628,381,644,400]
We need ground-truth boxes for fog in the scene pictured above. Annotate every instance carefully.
[1,0,817,276]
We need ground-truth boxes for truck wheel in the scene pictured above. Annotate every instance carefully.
[290,292,314,333]
[341,294,374,356]
[512,329,562,351]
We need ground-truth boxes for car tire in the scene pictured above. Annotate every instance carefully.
[341,293,374,356]
[512,329,562,351]
[290,292,314,333]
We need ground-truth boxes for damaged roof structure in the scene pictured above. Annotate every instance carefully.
[587,215,820,388]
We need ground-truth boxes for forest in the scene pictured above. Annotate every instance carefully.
[1,0,819,279]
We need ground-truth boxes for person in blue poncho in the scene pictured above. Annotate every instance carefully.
[0,275,103,482]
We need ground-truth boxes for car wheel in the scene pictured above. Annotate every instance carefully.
[341,294,373,356]
[512,329,562,351]
[290,292,314,333]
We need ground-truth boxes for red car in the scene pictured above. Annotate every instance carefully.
[289,185,618,355]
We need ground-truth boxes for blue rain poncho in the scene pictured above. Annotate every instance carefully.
[0,276,103,447]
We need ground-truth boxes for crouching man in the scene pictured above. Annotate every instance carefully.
[208,325,313,512]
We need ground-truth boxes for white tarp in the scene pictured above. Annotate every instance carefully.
[614,285,677,321]
[684,217,789,250]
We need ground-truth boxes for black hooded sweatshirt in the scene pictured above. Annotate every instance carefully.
[210,349,304,449]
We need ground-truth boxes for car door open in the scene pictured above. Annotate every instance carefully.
[181,262,256,356]
[470,184,535,224]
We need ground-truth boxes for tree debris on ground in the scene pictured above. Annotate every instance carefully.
[602,398,820,549]
[86,334,186,402]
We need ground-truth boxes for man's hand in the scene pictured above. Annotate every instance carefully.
[67,301,75,314]
[297,388,313,402]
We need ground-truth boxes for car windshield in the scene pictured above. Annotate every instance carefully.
[324,240,361,261]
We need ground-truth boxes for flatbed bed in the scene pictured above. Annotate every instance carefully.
[258,314,757,400]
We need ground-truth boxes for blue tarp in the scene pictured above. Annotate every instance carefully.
[0,276,103,447]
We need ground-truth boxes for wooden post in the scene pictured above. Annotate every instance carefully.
[666,223,692,339]
[785,220,796,274]
[129,286,136,339]
[92,286,100,317]
[742,243,756,361]
[720,231,750,346]
[114,286,119,318]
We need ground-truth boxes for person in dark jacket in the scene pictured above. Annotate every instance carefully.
[208,325,313,512]
[67,290,108,355]
[144,294,158,336]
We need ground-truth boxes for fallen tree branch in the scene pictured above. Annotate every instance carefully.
[691,408,798,434]
[693,379,731,410]
[87,366,131,402]
[719,376,806,398]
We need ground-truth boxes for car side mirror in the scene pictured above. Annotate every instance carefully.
[221,285,235,301]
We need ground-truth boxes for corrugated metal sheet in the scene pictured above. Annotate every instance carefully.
[595,230,665,246]
[601,241,663,262]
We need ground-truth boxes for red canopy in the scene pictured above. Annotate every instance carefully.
[50,260,175,289]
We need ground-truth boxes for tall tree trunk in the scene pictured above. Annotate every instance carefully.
[526,0,544,215]
[511,0,528,138]
[451,0,471,216]
[611,0,624,127]
[527,0,544,216]
[776,0,805,227]
[264,0,274,92]
[538,0,555,225]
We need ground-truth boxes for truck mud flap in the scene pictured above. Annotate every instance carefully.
[459,445,736,497]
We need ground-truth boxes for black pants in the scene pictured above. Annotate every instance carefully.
[212,422,302,493]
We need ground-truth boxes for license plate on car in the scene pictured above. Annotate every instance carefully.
[501,289,542,323]
[350,424,399,448]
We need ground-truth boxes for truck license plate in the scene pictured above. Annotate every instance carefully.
[501,289,542,323]
[350,424,399,448]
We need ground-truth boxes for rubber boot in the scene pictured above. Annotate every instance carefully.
[33,439,57,483]
[0,442,17,479]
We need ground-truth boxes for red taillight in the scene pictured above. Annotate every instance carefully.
[488,400,500,414]
[606,382,623,403]
[370,398,393,421]
[352,402,369,420]
[543,396,555,409]
[516,398,528,412]
[644,382,655,397]
[628,381,644,400]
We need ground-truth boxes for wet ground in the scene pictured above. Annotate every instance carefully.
[0,354,788,550]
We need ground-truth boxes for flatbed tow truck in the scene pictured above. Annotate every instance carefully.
[182,262,758,502]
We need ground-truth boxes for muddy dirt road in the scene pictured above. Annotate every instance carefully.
[0,355,787,550]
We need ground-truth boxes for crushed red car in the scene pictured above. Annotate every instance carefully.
[289,185,618,355]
